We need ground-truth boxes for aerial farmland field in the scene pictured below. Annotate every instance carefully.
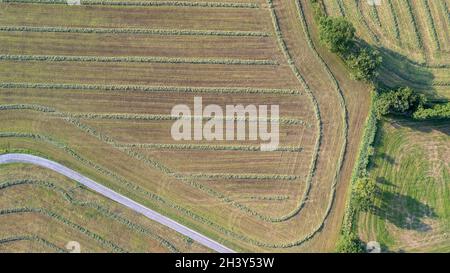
[0,0,448,257]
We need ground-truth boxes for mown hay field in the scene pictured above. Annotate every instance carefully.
[358,120,449,252]
[0,0,371,252]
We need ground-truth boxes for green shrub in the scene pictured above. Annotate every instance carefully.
[336,232,365,253]
[346,48,382,82]
[374,87,426,118]
[413,102,450,120]
[353,176,377,212]
[318,17,356,55]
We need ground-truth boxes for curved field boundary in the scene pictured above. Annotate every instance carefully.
[0,207,127,252]
[0,179,180,253]
[0,54,277,66]
[0,82,300,95]
[0,132,324,248]
[291,0,348,245]
[0,26,269,37]
[116,143,303,152]
[266,0,322,222]
[0,235,68,252]
[1,0,259,8]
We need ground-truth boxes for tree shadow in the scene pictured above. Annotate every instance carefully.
[385,116,449,136]
[371,183,437,232]
[371,46,443,99]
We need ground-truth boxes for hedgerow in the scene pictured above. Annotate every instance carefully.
[0,82,300,95]
[0,26,269,37]
[339,93,378,252]
[413,102,450,120]
[0,54,277,66]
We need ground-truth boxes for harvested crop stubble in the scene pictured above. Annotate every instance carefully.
[0,208,127,252]
[0,107,309,224]
[0,4,271,32]
[0,61,297,89]
[0,32,276,60]
[0,179,181,253]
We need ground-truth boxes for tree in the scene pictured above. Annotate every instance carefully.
[336,232,365,253]
[319,17,356,55]
[353,176,377,212]
[346,48,382,82]
[374,87,426,118]
[413,102,450,120]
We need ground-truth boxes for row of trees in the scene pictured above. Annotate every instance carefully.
[318,16,382,82]
[374,87,450,120]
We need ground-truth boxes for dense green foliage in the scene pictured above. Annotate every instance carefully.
[413,102,450,120]
[319,17,356,55]
[374,87,426,118]
[346,48,382,82]
[335,233,365,253]
[353,176,377,212]
[315,7,381,83]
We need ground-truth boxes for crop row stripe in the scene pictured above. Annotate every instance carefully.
[188,173,299,181]
[1,0,259,8]
[0,105,307,126]
[116,143,303,152]
[0,26,269,37]
[0,54,277,66]
[0,82,300,95]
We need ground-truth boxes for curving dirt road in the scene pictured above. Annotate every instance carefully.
[0,153,235,253]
